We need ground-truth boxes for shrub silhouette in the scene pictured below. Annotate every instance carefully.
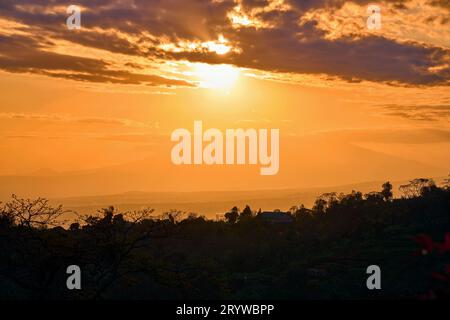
[225,206,239,224]
[0,179,448,299]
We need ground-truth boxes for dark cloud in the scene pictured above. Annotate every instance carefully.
[169,18,449,85]
[0,34,193,87]
[427,0,450,9]
[231,31,448,85]
[0,0,235,39]
[286,0,411,11]
[0,0,448,86]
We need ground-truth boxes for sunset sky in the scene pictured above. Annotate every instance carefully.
[0,0,449,197]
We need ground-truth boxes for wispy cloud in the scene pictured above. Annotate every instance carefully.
[379,104,450,121]
[311,127,450,144]
[0,112,151,128]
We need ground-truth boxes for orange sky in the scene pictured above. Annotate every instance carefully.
[0,0,449,197]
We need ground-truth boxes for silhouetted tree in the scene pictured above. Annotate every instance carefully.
[69,222,80,231]
[163,209,184,224]
[313,193,339,214]
[364,191,384,203]
[289,206,298,214]
[442,175,450,189]
[239,205,253,222]
[381,181,393,201]
[0,180,449,300]
[77,207,155,298]
[312,198,327,214]
[293,204,314,222]
[400,178,435,198]
[224,206,239,224]
[2,194,66,229]
[340,190,363,205]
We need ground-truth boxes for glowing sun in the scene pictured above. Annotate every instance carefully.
[194,64,240,90]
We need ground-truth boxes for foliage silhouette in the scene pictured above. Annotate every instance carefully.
[0,179,449,299]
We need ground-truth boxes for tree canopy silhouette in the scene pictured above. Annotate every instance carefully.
[0,179,448,299]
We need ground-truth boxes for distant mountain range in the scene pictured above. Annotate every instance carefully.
[42,178,448,219]
[1,137,446,197]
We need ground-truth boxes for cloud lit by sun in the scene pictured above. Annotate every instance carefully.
[204,35,232,55]
[157,35,235,56]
